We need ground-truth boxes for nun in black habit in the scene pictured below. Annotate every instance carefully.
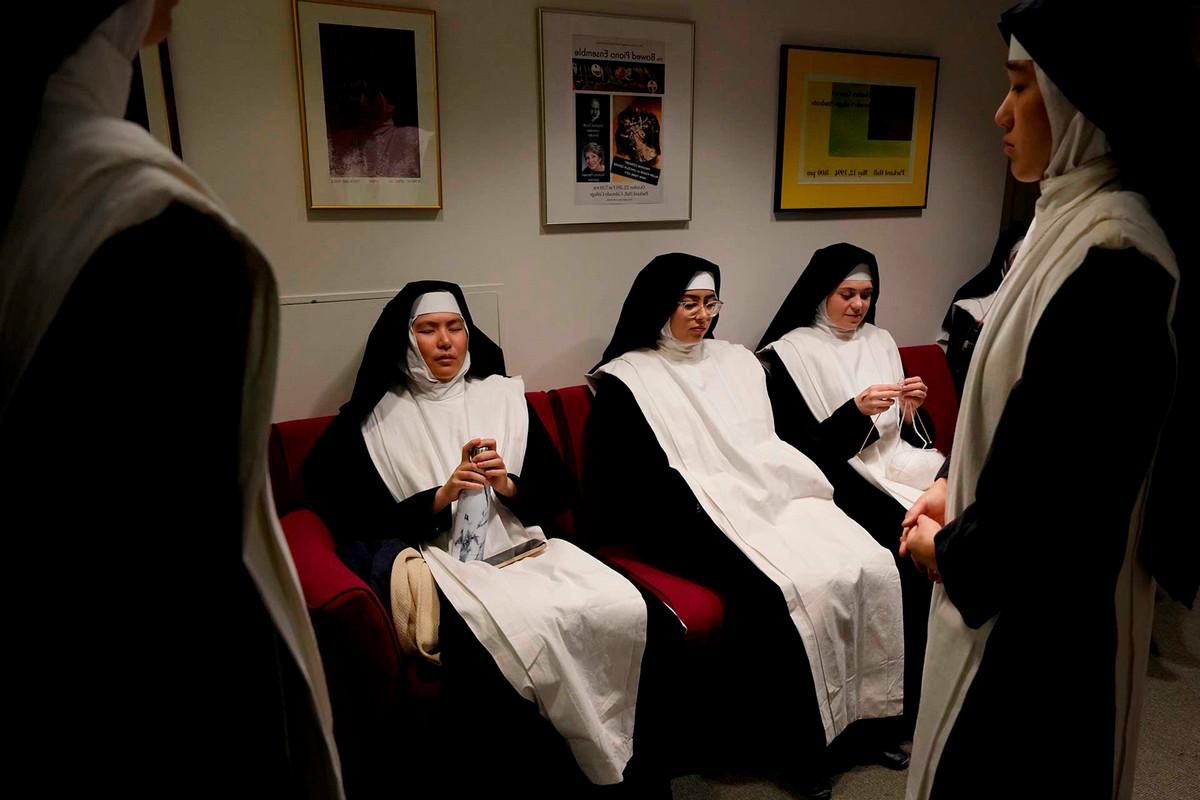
[757,242,944,731]
[584,254,908,797]
[936,222,1030,399]
[303,282,654,797]
[0,2,341,795]
[902,2,1198,798]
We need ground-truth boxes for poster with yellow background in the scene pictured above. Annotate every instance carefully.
[776,47,938,210]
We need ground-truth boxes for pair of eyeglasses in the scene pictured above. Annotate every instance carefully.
[678,299,724,317]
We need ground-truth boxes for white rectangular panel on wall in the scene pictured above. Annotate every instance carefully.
[274,285,502,422]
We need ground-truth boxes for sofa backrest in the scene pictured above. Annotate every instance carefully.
[269,393,565,518]
[268,346,956,518]
[548,385,592,485]
[269,415,335,516]
[897,344,956,456]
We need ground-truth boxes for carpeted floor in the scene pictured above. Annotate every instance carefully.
[669,594,1198,799]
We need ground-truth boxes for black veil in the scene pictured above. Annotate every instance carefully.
[756,243,880,351]
[341,280,506,426]
[591,253,722,372]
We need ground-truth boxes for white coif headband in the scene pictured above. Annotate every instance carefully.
[1008,35,1032,61]
[686,271,716,292]
[845,266,872,282]
[410,291,462,324]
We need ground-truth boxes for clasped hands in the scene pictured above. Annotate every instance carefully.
[855,376,927,423]
[432,438,516,513]
[899,477,946,583]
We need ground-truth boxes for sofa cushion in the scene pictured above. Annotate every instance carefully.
[269,416,335,516]
[598,545,725,647]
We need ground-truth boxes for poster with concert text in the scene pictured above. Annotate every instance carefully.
[540,10,693,224]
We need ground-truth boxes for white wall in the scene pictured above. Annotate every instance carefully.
[168,0,1014,421]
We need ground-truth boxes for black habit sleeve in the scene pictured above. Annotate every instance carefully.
[303,397,573,596]
[762,348,936,459]
[494,400,576,533]
[934,247,1175,628]
[304,414,449,549]
[760,348,879,461]
[303,413,447,597]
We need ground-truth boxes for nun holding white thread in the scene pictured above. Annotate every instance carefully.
[757,243,945,512]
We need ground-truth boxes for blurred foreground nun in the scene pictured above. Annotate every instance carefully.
[0,2,342,795]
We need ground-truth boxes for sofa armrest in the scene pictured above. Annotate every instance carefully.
[281,510,404,686]
[279,509,412,795]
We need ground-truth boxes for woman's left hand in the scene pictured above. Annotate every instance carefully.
[900,375,928,423]
[899,514,942,582]
[472,438,517,497]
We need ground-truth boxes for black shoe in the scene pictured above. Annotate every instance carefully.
[787,767,833,800]
[872,744,910,771]
[798,775,833,800]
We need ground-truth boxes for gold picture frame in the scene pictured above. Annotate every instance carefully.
[132,41,182,158]
[292,0,442,209]
[774,45,939,211]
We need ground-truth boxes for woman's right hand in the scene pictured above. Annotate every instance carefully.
[855,384,902,415]
[432,438,488,513]
[902,477,948,529]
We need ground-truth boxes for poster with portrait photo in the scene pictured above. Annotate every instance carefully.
[540,9,693,224]
[293,1,441,209]
[319,23,420,179]
[575,94,610,182]
[610,96,662,187]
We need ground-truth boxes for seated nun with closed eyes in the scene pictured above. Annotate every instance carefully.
[303,281,650,795]
[583,253,906,797]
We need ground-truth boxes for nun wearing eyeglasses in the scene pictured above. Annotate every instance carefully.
[902,2,1196,798]
[303,282,652,797]
[584,253,905,797]
[756,243,944,736]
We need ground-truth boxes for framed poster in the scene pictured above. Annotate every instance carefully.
[129,41,182,158]
[775,45,939,211]
[292,0,442,209]
[539,8,694,225]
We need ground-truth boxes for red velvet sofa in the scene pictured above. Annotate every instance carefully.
[268,344,955,796]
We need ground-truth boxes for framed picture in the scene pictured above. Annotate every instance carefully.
[774,45,939,211]
[539,8,694,225]
[129,41,182,158]
[292,0,442,209]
